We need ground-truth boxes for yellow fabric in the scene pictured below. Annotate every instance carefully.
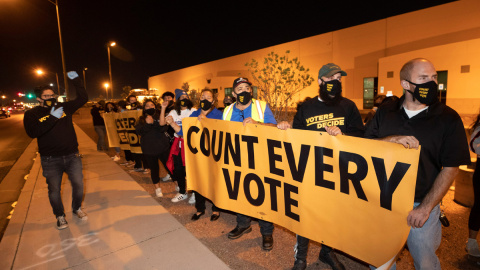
[183,117,420,267]
[222,98,267,123]
[103,110,143,153]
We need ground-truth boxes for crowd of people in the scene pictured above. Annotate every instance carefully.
[24,58,480,270]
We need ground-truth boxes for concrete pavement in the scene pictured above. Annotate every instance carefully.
[0,124,229,270]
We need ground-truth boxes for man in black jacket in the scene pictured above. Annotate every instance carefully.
[24,71,89,230]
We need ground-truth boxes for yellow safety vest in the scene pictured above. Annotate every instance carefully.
[222,98,267,123]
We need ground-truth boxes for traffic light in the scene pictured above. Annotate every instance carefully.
[27,93,34,98]
[18,92,22,97]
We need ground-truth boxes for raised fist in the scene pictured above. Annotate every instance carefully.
[67,71,79,80]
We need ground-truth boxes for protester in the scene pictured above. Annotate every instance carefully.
[467,111,480,258]
[126,95,148,173]
[222,77,277,251]
[160,91,175,180]
[278,63,364,270]
[218,95,234,112]
[23,71,88,230]
[117,100,135,167]
[365,58,470,269]
[165,89,196,203]
[167,89,222,221]
[90,100,108,152]
[104,102,121,161]
[363,95,385,125]
[135,99,172,198]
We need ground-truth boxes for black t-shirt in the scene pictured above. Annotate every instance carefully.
[365,95,471,202]
[292,96,365,137]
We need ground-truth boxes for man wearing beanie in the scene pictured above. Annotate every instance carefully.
[278,63,364,270]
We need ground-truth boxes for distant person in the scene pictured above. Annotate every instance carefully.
[165,89,196,203]
[467,111,480,258]
[104,102,121,161]
[365,58,470,269]
[222,77,277,251]
[23,71,89,230]
[135,99,172,198]
[219,95,234,112]
[363,95,386,125]
[278,63,364,270]
[91,100,108,152]
[160,91,176,152]
[126,95,147,173]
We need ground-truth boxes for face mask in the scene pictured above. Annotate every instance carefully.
[43,97,57,108]
[144,108,156,116]
[320,79,342,96]
[236,91,252,105]
[405,80,438,105]
[130,102,138,109]
[200,100,212,111]
[179,99,193,107]
[224,102,232,107]
[168,100,174,107]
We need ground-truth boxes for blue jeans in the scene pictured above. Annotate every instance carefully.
[371,203,442,270]
[237,213,274,235]
[41,152,84,217]
[94,125,107,151]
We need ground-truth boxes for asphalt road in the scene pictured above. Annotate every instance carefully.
[0,112,34,241]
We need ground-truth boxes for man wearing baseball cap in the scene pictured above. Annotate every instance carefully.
[223,77,277,250]
[278,63,364,270]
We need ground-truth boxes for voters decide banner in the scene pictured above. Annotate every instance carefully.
[183,117,420,267]
[103,110,143,153]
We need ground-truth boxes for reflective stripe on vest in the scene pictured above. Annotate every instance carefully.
[222,99,267,123]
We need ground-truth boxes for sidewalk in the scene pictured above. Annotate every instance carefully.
[0,124,229,270]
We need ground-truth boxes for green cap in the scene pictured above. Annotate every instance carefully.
[318,63,347,79]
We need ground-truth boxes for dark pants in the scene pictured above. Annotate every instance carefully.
[41,152,84,217]
[133,153,143,169]
[470,160,480,231]
[94,125,108,151]
[124,150,134,162]
[194,191,219,212]
[144,152,170,184]
[172,154,186,194]
[237,213,274,235]
[294,235,333,261]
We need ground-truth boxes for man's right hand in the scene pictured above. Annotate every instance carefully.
[50,107,64,119]
[388,135,419,149]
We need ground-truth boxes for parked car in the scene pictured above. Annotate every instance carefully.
[0,109,10,118]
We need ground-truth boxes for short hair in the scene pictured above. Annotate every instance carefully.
[34,85,55,98]
[126,94,137,101]
[399,58,430,82]
[161,91,175,100]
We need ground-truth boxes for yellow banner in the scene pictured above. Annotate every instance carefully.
[183,118,420,267]
[103,110,143,153]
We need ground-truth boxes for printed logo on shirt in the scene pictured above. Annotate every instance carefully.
[38,112,66,122]
[306,113,344,129]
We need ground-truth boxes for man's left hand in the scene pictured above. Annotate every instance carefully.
[325,126,342,136]
[243,117,257,126]
[407,206,431,228]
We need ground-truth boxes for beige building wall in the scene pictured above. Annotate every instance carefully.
[149,0,480,114]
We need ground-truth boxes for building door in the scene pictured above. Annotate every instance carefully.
[437,70,447,104]
[363,77,378,109]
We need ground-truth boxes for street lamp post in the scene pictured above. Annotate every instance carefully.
[83,68,88,90]
[107,42,116,99]
[104,83,109,100]
[47,0,69,98]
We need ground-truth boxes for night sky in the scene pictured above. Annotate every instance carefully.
[0,0,456,100]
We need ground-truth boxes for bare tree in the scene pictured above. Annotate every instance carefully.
[245,50,314,122]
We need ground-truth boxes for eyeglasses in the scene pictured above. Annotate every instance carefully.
[41,94,58,99]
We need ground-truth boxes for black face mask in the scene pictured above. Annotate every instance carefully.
[405,80,438,105]
[179,99,193,107]
[200,99,213,111]
[320,79,342,96]
[168,100,174,107]
[130,102,138,109]
[144,108,156,116]
[43,97,57,108]
[236,91,252,105]
[224,102,232,107]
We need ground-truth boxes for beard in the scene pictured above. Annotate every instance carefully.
[319,86,342,106]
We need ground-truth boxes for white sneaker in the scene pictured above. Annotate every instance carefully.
[171,193,188,203]
[188,193,196,204]
[175,185,179,192]
[143,168,150,174]
[74,208,88,221]
[467,238,480,257]
[155,188,163,197]
[112,155,120,162]
[161,174,172,182]
[56,215,69,230]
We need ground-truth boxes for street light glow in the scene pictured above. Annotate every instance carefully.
[110,42,116,47]
[36,69,44,75]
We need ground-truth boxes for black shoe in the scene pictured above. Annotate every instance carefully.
[262,234,274,250]
[191,211,205,220]
[210,213,220,221]
[292,259,307,270]
[318,249,345,270]
[227,226,252,239]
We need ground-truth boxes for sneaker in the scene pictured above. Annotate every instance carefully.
[143,168,150,174]
[56,215,69,230]
[467,238,480,257]
[175,185,180,192]
[112,155,121,162]
[161,174,172,182]
[133,168,144,172]
[171,193,188,203]
[292,259,307,270]
[155,188,163,197]
[120,161,131,166]
[188,193,196,204]
[74,208,88,221]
